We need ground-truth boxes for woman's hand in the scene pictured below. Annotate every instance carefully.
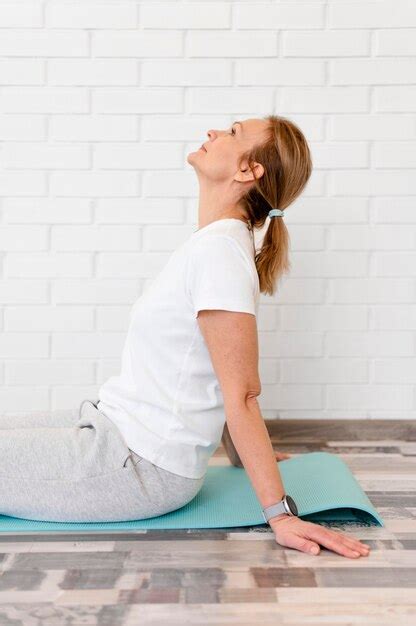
[275,450,292,461]
[270,515,371,559]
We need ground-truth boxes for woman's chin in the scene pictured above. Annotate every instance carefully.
[187,151,202,165]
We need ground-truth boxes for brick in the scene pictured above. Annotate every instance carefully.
[45,3,137,29]
[0,30,88,56]
[2,142,90,169]
[6,360,95,385]
[5,306,94,332]
[48,59,138,85]
[141,2,230,29]
[5,253,93,278]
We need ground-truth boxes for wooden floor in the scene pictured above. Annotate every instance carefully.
[0,419,415,625]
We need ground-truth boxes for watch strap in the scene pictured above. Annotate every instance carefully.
[262,497,289,524]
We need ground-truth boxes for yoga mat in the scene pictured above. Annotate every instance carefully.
[0,452,383,532]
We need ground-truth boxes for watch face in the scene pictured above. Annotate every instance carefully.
[285,495,298,516]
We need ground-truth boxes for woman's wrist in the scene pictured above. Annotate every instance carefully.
[269,513,292,526]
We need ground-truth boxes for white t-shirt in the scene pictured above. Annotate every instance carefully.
[96,217,260,479]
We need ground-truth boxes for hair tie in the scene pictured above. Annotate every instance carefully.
[269,208,285,218]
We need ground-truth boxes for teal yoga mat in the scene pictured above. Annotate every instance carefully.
[0,452,383,532]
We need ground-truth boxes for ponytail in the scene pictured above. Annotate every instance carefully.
[240,114,313,296]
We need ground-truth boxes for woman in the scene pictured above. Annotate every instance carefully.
[1,114,370,560]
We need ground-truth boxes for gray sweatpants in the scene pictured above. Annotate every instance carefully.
[0,399,205,523]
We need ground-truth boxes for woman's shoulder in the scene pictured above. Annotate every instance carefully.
[189,231,248,258]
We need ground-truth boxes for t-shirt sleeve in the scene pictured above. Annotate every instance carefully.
[187,235,257,318]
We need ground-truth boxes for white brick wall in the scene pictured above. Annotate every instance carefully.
[0,0,415,419]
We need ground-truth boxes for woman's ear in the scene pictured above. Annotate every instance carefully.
[234,160,264,183]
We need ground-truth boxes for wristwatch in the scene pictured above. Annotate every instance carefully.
[261,494,299,524]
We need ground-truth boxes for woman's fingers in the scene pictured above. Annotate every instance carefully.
[317,525,370,554]
[285,533,322,556]
[306,523,370,558]
[331,529,371,554]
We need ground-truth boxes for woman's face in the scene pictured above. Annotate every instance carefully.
[188,117,268,184]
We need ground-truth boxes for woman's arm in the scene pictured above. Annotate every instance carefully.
[196,309,372,559]
[222,421,243,467]
[196,309,286,511]
[222,421,291,466]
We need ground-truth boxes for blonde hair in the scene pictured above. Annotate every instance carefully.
[239,114,313,296]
